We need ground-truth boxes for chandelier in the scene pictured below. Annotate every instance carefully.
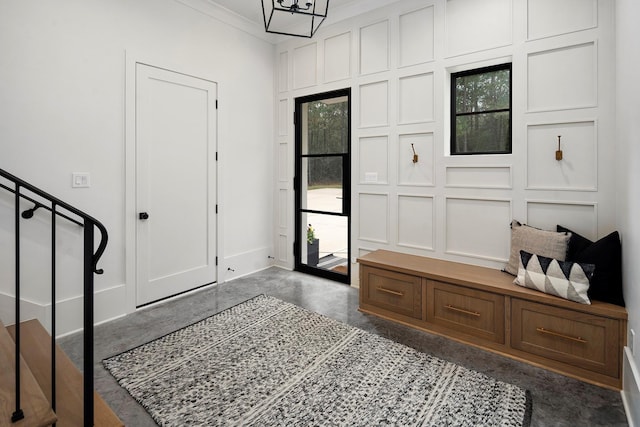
[262,0,330,38]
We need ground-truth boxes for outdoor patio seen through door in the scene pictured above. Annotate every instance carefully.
[294,89,351,284]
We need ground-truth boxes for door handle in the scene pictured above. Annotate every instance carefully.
[139,212,149,220]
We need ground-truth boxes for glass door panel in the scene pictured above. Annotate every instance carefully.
[295,89,351,283]
[300,213,349,274]
[301,156,344,214]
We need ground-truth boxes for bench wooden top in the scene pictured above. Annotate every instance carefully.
[358,250,627,320]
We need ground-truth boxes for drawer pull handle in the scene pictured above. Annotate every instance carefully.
[377,287,404,297]
[445,305,480,317]
[536,327,587,344]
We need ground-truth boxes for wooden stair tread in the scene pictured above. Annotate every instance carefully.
[7,319,124,427]
[0,320,58,427]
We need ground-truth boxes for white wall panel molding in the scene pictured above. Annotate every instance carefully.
[278,234,288,263]
[278,142,288,182]
[278,51,289,93]
[359,19,390,76]
[445,196,512,262]
[278,189,288,229]
[358,192,389,243]
[398,132,435,186]
[399,6,435,68]
[272,0,615,284]
[278,99,288,136]
[359,135,389,185]
[359,80,389,128]
[324,31,352,83]
[398,72,435,125]
[293,43,318,89]
[444,0,512,58]
[526,199,597,240]
[526,0,597,41]
[445,166,512,189]
[527,41,598,112]
[526,119,597,191]
[397,194,435,250]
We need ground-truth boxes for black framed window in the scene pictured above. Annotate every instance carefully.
[451,63,512,155]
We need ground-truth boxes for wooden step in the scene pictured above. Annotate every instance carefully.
[0,320,58,427]
[7,319,124,427]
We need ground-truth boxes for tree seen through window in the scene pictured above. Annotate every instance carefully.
[451,63,512,155]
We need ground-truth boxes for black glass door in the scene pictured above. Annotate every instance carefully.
[294,89,351,283]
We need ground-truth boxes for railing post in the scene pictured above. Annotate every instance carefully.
[83,221,94,427]
[12,183,24,423]
[51,203,57,416]
[1,168,107,426]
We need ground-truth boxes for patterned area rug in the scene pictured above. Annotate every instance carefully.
[104,295,532,426]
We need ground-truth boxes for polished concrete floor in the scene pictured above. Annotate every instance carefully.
[59,267,628,426]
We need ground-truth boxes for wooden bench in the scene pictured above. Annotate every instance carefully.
[358,249,628,390]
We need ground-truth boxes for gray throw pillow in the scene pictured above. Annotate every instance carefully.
[514,250,594,305]
[504,220,571,275]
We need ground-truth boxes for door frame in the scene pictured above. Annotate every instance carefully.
[124,51,221,312]
[293,88,351,284]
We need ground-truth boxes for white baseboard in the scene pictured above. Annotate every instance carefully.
[222,246,273,282]
[0,292,45,328]
[623,346,640,427]
[0,284,127,337]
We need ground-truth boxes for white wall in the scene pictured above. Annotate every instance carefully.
[616,0,640,422]
[0,0,275,333]
[274,0,617,284]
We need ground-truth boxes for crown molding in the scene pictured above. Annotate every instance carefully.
[174,0,401,45]
[173,0,277,43]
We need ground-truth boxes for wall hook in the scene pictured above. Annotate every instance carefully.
[555,135,563,161]
[21,203,42,219]
[411,143,419,163]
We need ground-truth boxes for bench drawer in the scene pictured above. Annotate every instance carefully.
[426,280,505,344]
[361,266,422,319]
[511,299,620,377]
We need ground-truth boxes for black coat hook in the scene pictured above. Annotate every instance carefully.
[22,203,42,219]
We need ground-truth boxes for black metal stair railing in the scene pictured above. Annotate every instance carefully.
[0,167,108,427]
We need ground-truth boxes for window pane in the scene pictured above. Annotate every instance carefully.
[302,96,349,155]
[300,212,348,275]
[455,69,510,113]
[454,111,510,154]
[302,157,343,214]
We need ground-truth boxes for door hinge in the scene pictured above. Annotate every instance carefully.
[216,99,218,109]
[216,256,218,266]
[216,204,218,214]
[216,151,218,161]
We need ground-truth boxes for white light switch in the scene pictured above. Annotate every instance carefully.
[364,172,378,183]
[72,172,91,188]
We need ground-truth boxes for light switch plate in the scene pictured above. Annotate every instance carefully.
[364,172,378,183]
[72,172,91,188]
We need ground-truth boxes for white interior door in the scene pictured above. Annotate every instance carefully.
[136,63,217,306]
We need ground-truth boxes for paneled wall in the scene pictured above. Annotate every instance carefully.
[274,0,615,284]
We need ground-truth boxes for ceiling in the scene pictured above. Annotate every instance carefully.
[207,0,361,25]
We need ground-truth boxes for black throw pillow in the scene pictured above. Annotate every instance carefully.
[557,225,624,307]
